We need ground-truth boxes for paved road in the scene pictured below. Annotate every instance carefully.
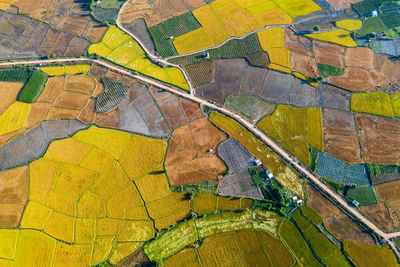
[1,58,400,258]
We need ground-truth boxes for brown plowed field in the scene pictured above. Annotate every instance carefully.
[0,82,24,113]
[284,28,313,56]
[314,41,345,69]
[387,200,400,228]
[359,131,400,164]
[306,185,374,244]
[361,204,394,232]
[120,0,206,26]
[290,52,319,78]
[166,117,228,185]
[374,181,400,202]
[0,166,29,227]
[324,133,362,164]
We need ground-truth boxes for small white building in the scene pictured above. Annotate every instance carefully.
[352,200,360,207]
[371,10,378,17]
[254,159,262,166]
[292,196,298,201]
[297,199,303,205]
[208,148,213,153]
[265,169,274,179]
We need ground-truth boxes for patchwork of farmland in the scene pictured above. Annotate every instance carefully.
[0,0,400,265]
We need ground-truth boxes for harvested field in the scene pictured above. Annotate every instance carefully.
[217,170,264,200]
[166,117,227,185]
[0,120,88,170]
[387,200,400,228]
[0,166,29,227]
[343,239,399,267]
[0,82,24,113]
[123,19,156,54]
[13,0,107,42]
[0,11,90,58]
[356,114,400,164]
[119,0,206,26]
[321,108,362,163]
[314,41,345,69]
[306,185,374,244]
[217,138,255,174]
[196,59,318,107]
[150,87,202,127]
[318,84,351,111]
[374,180,400,202]
[361,204,394,231]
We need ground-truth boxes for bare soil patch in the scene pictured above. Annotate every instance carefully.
[324,133,362,163]
[166,117,227,185]
[374,180,400,202]
[306,184,374,244]
[361,204,394,232]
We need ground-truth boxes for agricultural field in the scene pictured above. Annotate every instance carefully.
[257,105,323,166]
[89,26,189,91]
[165,117,228,185]
[306,185,375,244]
[209,112,306,198]
[1,0,400,265]
[343,239,399,267]
[315,150,370,185]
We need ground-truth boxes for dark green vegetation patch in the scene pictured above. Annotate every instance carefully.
[0,68,31,83]
[99,0,125,9]
[317,64,344,78]
[17,70,48,103]
[92,7,119,24]
[169,33,269,68]
[356,17,388,36]
[96,77,130,113]
[352,0,393,16]
[368,164,400,185]
[345,186,378,206]
[149,12,201,58]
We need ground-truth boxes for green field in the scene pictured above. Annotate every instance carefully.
[0,68,31,82]
[345,186,378,206]
[300,206,323,225]
[17,70,48,103]
[317,63,344,78]
[293,210,351,267]
[279,220,322,267]
[149,12,201,58]
[92,7,119,24]
[99,0,125,9]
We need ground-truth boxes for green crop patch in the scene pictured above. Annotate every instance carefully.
[369,163,400,185]
[17,70,48,103]
[99,0,125,9]
[345,186,378,206]
[169,33,268,67]
[92,7,119,24]
[293,210,351,267]
[0,68,31,83]
[300,206,323,225]
[149,26,178,58]
[279,220,321,267]
[317,64,344,78]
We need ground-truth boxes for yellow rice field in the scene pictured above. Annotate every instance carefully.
[306,29,358,47]
[336,19,363,31]
[89,26,189,91]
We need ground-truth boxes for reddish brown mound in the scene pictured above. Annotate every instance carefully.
[166,117,228,186]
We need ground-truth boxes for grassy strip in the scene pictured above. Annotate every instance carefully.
[300,206,323,225]
[144,209,282,262]
[293,210,351,266]
[280,220,322,267]
[17,70,48,103]
[0,68,31,82]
